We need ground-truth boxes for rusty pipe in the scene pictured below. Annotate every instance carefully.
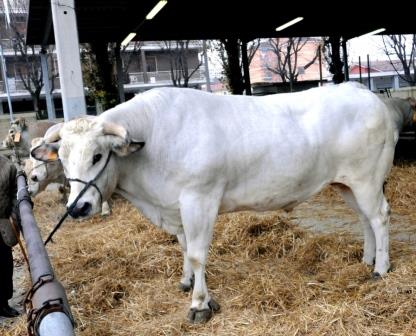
[16,171,75,336]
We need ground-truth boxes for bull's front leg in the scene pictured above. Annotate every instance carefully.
[101,201,111,216]
[176,233,194,292]
[179,190,221,324]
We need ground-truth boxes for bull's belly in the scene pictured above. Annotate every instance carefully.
[219,176,329,213]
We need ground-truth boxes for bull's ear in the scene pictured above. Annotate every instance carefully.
[31,143,60,162]
[112,140,145,157]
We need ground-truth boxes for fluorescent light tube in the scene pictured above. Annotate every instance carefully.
[275,17,304,31]
[146,0,168,20]
[121,33,137,47]
[358,28,386,38]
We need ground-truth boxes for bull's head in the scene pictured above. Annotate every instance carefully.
[31,117,145,218]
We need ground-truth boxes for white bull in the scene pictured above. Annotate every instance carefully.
[32,83,401,323]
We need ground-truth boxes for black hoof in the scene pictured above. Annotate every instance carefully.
[187,299,221,324]
[187,307,212,324]
[179,275,194,292]
[372,266,392,280]
[372,272,382,280]
[179,282,192,292]
[208,298,220,312]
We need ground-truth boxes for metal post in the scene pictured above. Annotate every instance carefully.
[367,54,371,90]
[50,0,86,121]
[393,75,399,89]
[114,43,125,103]
[0,44,13,121]
[342,37,349,81]
[358,56,362,83]
[140,49,149,84]
[318,45,323,86]
[202,40,211,92]
[241,40,252,95]
[40,49,56,120]
[16,173,75,336]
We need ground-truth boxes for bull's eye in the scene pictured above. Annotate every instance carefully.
[92,153,102,165]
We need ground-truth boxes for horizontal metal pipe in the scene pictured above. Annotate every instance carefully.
[16,173,75,336]
[39,312,75,336]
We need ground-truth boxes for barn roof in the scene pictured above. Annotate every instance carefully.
[26,0,416,45]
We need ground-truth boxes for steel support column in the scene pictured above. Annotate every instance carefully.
[50,0,86,121]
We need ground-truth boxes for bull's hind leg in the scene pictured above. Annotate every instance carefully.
[176,233,194,292]
[179,189,222,323]
[350,185,391,276]
[333,184,376,265]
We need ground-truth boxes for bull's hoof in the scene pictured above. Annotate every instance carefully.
[179,275,194,292]
[187,308,212,324]
[179,282,192,292]
[372,266,392,280]
[208,298,220,312]
[371,272,382,280]
[187,299,220,324]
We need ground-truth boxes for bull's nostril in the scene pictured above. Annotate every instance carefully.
[79,202,92,216]
[68,202,92,218]
[31,175,38,182]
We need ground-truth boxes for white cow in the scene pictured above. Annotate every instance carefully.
[32,83,401,323]
[26,137,111,216]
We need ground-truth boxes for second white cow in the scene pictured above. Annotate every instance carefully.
[33,83,399,323]
[27,137,111,216]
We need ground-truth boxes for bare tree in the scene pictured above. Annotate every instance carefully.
[1,0,45,117]
[161,40,204,87]
[323,36,344,84]
[120,41,142,79]
[214,38,260,94]
[267,37,320,92]
[382,34,416,86]
[12,38,43,115]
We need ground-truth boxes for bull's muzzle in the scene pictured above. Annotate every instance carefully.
[68,202,92,219]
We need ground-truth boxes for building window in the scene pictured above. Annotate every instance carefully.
[146,56,157,72]
[297,66,305,75]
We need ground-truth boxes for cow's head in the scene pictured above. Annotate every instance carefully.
[3,117,27,148]
[26,138,48,196]
[31,117,145,218]
[25,137,63,196]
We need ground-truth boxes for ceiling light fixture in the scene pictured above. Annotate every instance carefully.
[357,28,386,38]
[121,32,137,47]
[275,17,304,31]
[146,0,168,20]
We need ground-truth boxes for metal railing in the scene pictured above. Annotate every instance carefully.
[128,69,205,85]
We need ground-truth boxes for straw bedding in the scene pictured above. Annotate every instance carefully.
[1,164,415,335]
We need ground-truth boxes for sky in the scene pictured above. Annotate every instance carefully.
[347,35,389,63]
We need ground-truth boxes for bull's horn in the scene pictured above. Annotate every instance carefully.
[102,122,128,140]
[44,123,63,143]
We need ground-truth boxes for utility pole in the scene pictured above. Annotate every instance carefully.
[0,44,13,121]
[202,40,211,92]
[40,48,56,120]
